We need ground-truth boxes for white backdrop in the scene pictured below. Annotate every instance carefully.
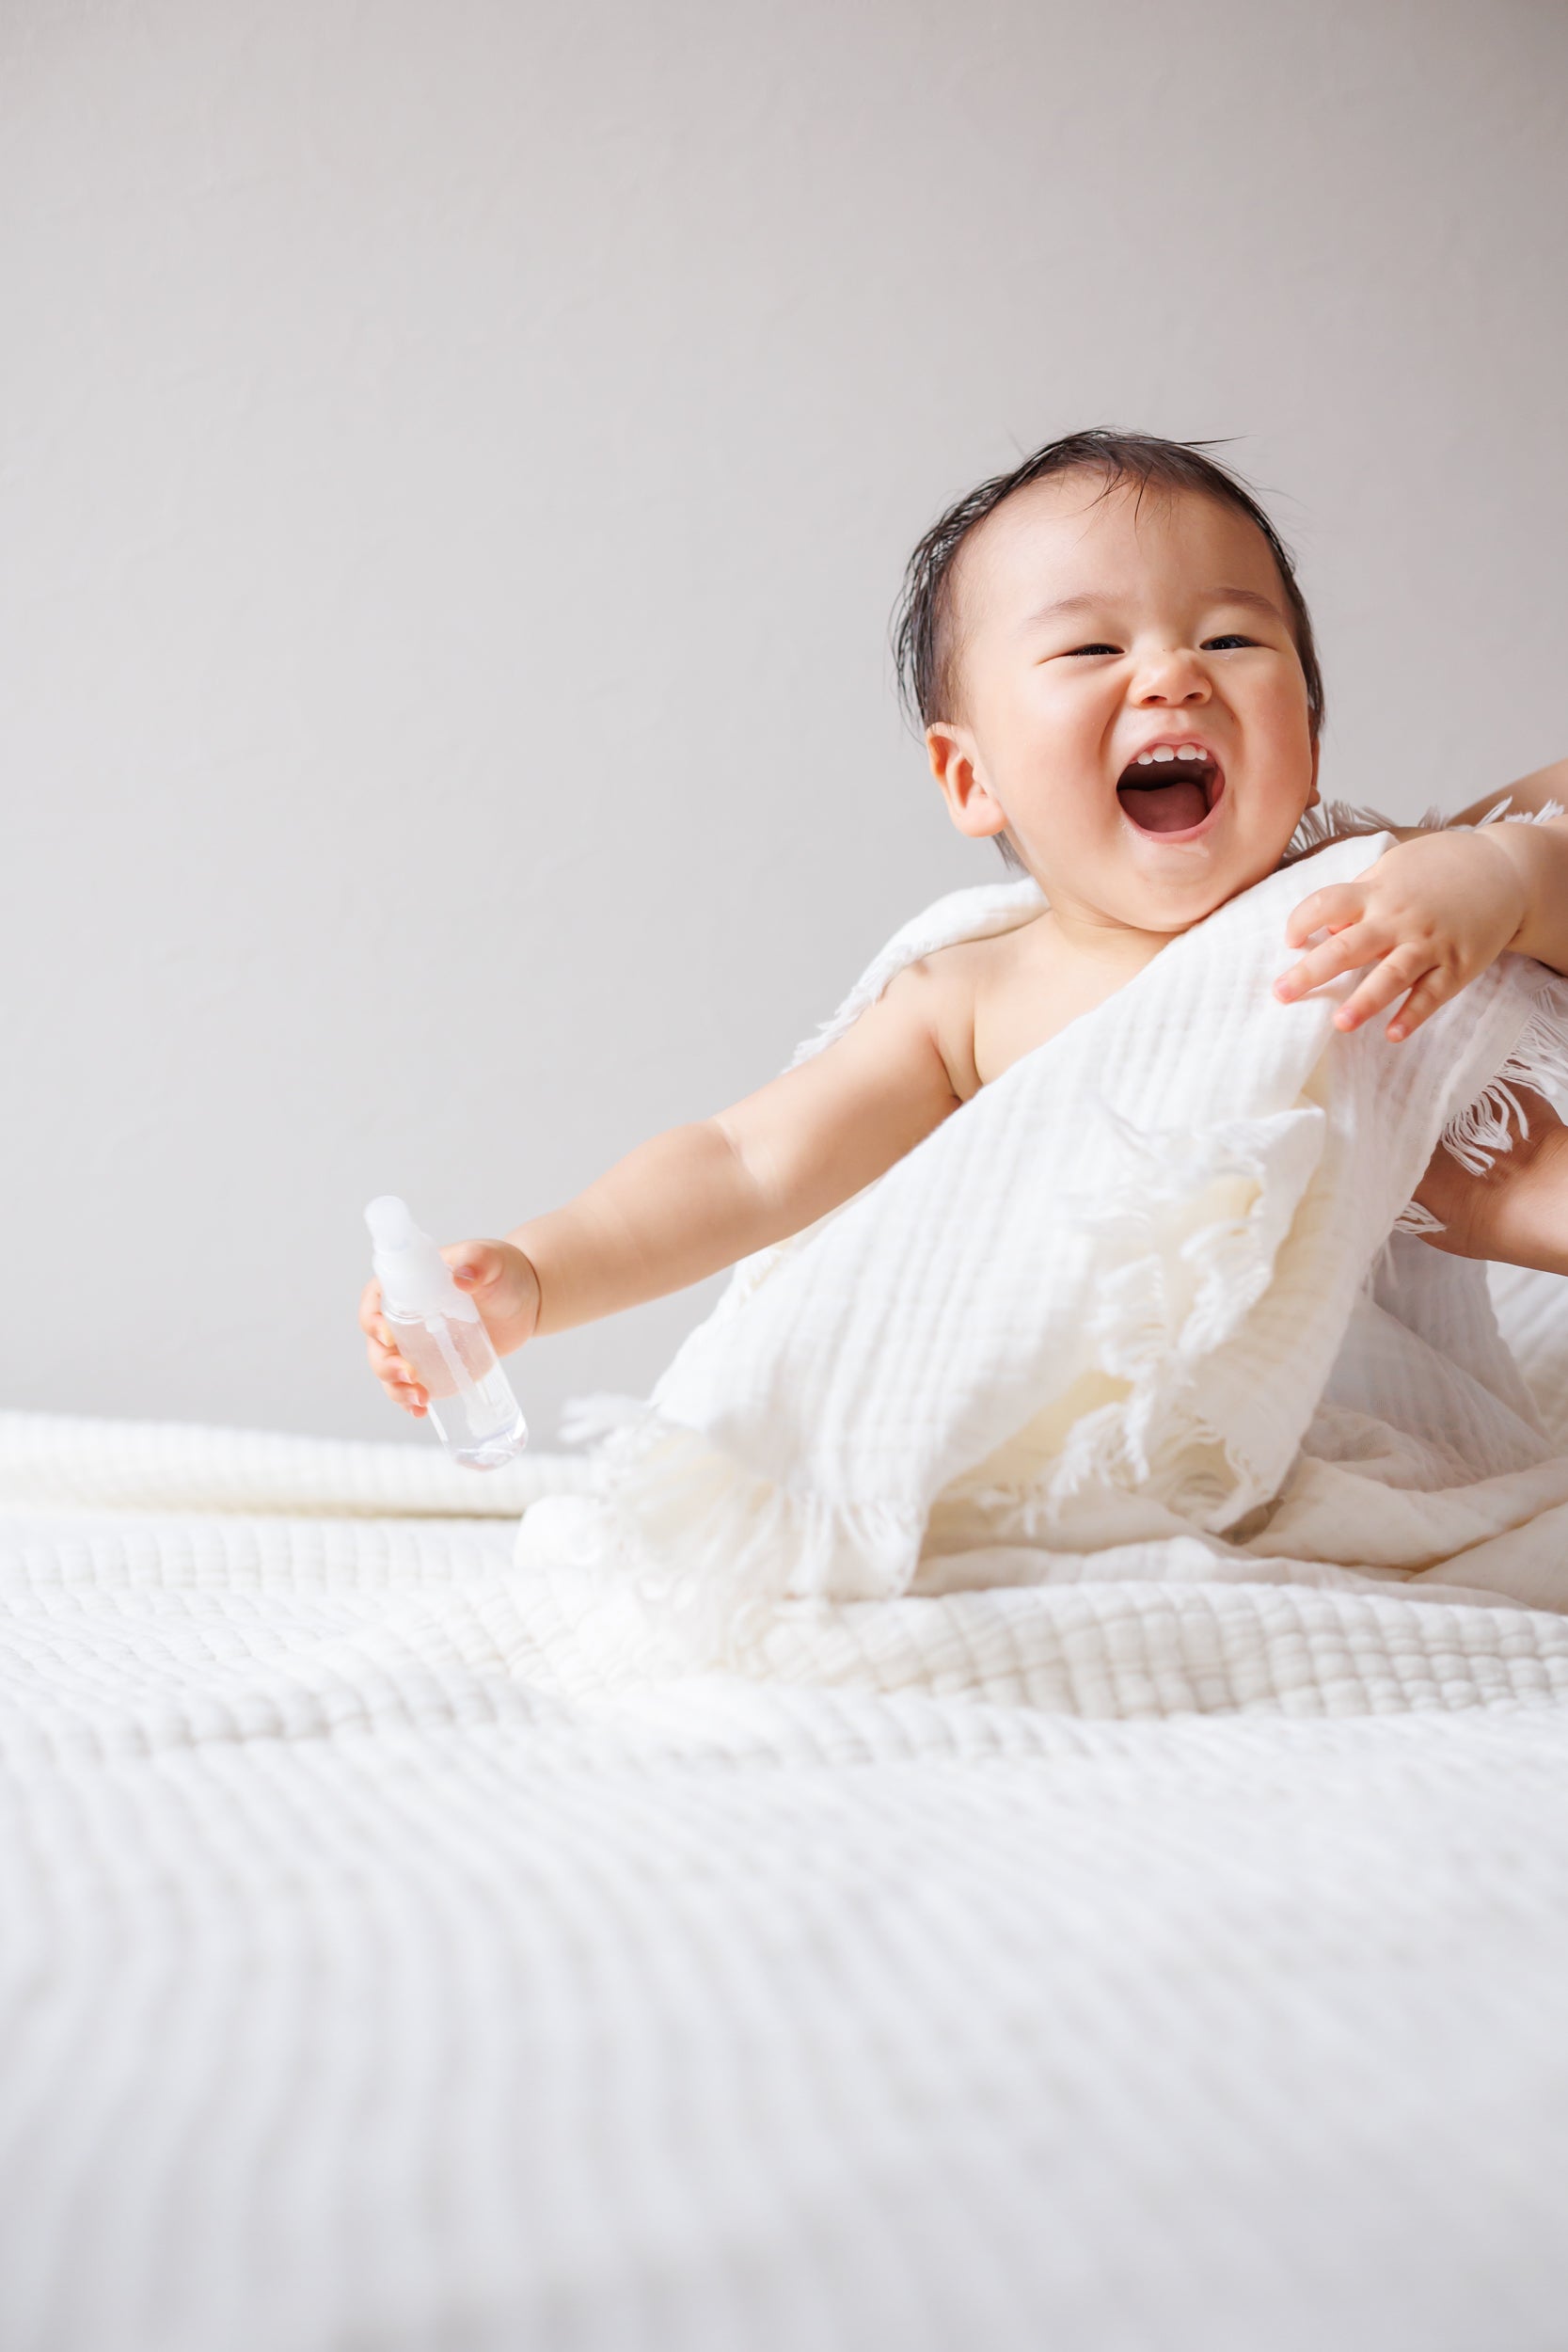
[3,0,1564,1445]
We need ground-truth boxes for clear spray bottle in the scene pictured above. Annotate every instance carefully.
[364,1195,528,1470]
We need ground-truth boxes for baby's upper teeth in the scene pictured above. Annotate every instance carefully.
[1135,745,1205,765]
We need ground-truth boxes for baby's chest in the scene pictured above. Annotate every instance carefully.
[968,955,1134,1091]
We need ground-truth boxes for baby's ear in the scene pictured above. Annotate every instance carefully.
[927,723,1008,841]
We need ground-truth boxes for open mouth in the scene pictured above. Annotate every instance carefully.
[1116,746,1224,837]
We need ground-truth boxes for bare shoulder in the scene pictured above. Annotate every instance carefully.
[889,923,1038,1104]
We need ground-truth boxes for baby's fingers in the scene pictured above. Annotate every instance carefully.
[1333,946,1437,1035]
[1381,964,1461,1042]
[1274,921,1382,1005]
[363,1328,428,1412]
[359,1281,403,1370]
[1284,882,1367,951]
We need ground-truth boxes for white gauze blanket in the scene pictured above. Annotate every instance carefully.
[518,824,1568,1670]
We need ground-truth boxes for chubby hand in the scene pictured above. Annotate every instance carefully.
[1274,828,1528,1041]
[359,1239,542,1418]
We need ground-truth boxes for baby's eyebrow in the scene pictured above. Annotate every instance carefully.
[1021,583,1286,630]
[1206,585,1287,622]
[1022,592,1109,628]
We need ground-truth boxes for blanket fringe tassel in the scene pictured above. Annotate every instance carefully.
[590,1410,926,1652]
[1431,989,1568,1178]
[593,1107,1307,1627]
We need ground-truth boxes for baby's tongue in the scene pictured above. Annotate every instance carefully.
[1118,777,1208,834]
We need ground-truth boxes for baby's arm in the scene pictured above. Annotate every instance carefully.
[514,961,961,1333]
[1278,753,1568,1283]
[362,961,963,1416]
[1275,753,1568,1039]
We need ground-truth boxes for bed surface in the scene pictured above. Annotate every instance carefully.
[4,1406,1567,2352]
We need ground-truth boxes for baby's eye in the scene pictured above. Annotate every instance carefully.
[1061,643,1121,658]
[1201,634,1257,651]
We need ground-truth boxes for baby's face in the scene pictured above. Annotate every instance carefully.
[928,474,1320,939]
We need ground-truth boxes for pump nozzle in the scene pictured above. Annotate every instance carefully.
[365,1195,420,1251]
[364,1194,473,1322]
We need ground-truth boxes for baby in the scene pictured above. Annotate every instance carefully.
[360,429,1568,1420]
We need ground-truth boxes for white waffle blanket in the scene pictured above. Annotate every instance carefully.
[6,829,1568,2351]
[519,830,1568,1671]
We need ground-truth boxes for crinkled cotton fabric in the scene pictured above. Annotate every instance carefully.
[516,827,1568,1669]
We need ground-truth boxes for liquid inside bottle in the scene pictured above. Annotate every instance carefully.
[386,1305,528,1470]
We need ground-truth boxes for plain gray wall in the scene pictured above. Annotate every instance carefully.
[4,0,1565,1446]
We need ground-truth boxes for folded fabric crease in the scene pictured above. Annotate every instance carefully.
[530,815,1568,1663]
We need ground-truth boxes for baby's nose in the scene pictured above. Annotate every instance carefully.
[1134,655,1209,703]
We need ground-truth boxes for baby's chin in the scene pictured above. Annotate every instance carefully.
[1101,830,1298,934]
[1016,794,1312,932]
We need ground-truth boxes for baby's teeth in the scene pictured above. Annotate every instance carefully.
[1137,752,1156,765]
[1152,746,1176,762]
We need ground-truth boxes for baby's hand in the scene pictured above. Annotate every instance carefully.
[1273,828,1527,1041]
[358,1239,541,1418]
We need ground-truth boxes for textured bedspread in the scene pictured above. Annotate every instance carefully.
[4,1406,1568,2352]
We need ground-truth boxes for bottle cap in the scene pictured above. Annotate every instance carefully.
[364,1196,476,1322]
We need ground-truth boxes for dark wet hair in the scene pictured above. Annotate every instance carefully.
[891,429,1324,873]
